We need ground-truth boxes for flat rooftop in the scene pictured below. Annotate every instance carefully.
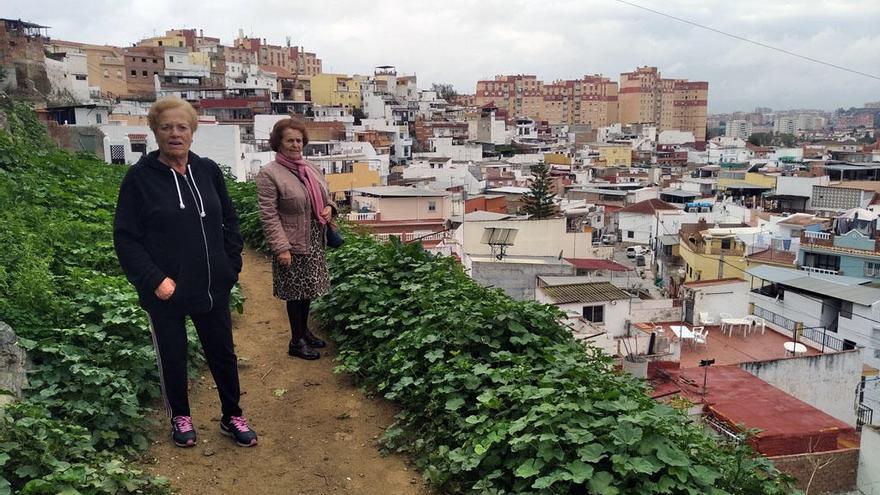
[653,365,856,456]
[634,322,820,368]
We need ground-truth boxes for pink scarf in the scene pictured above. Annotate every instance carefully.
[275,153,328,225]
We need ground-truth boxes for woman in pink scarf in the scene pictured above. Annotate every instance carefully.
[256,119,336,360]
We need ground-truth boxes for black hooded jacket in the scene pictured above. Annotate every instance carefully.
[113,150,243,315]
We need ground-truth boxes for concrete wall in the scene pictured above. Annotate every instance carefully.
[859,425,880,495]
[630,299,682,325]
[691,280,750,324]
[470,259,575,301]
[618,212,653,244]
[99,123,244,179]
[738,350,862,426]
[545,299,630,337]
[771,448,859,495]
[462,218,595,259]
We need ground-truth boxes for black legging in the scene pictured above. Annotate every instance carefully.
[286,299,311,341]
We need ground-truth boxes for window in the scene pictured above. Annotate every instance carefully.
[627,231,634,239]
[804,252,840,271]
[840,301,853,319]
[721,238,732,250]
[130,69,136,76]
[158,40,163,46]
[152,59,158,63]
[866,261,880,277]
[103,69,109,78]
[583,305,604,323]
[141,70,147,77]
[427,201,437,212]
[95,113,102,124]
[141,58,146,63]
[169,56,174,62]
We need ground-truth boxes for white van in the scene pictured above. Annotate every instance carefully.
[626,245,649,258]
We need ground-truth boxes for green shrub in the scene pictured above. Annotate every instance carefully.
[304,234,794,494]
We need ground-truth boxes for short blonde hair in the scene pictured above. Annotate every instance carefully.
[147,96,198,133]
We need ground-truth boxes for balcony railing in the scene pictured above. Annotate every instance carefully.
[802,231,831,241]
[800,266,839,275]
[801,326,844,352]
[857,403,874,431]
[752,305,797,332]
[373,231,450,243]
[347,211,379,222]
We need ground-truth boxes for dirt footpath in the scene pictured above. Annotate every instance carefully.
[144,249,431,495]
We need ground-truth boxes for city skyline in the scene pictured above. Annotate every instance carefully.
[6,0,880,113]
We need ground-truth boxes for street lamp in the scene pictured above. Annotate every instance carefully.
[699,358,715,401]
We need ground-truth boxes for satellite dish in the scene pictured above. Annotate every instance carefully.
[481,227,518,260]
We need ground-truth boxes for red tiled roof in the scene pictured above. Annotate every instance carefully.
[617,198,679,215]
[746,248,796,266]
[564,258,632,272]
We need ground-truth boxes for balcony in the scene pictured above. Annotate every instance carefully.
[800,230,833,247]
[347,211,380,222]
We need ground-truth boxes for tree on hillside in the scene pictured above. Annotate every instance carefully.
[775,133,798,147]
[430,82,457,102]
[521,164,559,219]
[748,132,773,147]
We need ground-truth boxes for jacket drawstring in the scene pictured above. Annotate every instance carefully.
[171,169,185,209]
[187,164,207,218]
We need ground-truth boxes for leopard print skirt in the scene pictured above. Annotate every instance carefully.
[271,220,330,301]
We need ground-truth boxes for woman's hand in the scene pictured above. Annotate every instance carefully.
[277,250,292,267]
[320,205,333,223]
[155,277,176,300]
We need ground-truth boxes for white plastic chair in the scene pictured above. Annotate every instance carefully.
[699,312,716,326]
[653,326,665,335]
[693,327,708,349]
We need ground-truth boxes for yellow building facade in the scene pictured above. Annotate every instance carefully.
[310,73,362,109]
[595,144,632,167]
[678,233,747,282]
[325,163,381,199]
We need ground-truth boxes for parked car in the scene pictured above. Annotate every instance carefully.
[601,234,616,245]
[626,245,649,258]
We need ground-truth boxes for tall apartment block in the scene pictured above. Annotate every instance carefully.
[474,74,618,127]
[619,66,708,142]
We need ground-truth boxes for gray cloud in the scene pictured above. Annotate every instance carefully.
[7,0,879,112]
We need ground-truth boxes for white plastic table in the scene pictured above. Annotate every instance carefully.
[721,318,752,337]
[670,325,695,346]
[784,341,807,356]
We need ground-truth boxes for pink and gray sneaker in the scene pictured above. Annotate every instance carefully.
[171,415,197,448]
[220,415,258,447]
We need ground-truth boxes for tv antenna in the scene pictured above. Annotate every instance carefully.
[480,227,518,260]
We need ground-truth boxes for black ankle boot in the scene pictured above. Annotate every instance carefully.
[304,329,326,348]
[288,338,320,360]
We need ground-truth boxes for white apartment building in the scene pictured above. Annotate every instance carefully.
[774,116,797,135]
[163,47,210,79]
[725,119,753,140]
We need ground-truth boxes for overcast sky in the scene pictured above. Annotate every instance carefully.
[7,0,880,113]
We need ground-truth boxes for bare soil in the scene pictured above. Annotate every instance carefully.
[143,249,431,495]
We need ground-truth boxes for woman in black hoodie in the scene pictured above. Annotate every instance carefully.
[113,96,257,448]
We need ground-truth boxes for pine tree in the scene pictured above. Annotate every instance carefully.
[520,164,559,219]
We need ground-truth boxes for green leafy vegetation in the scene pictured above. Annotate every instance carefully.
[0,98,240,494]
[228,162,796,493]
